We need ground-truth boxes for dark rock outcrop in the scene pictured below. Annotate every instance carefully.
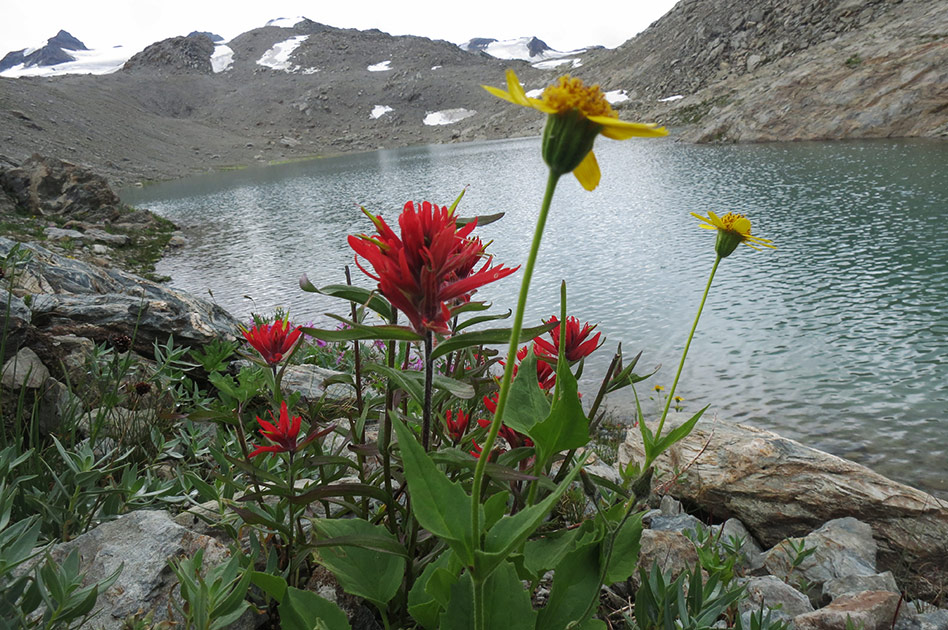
[0,30,87,72]
[0,154,124,222]
[187,31,223,43]
[122,34,216,74]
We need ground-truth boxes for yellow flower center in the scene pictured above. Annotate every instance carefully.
[719,212,752,236]
[541,76,617,119]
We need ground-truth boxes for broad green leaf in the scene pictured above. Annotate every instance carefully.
[298,279,395,321]
[536,541,601,630]
[313,518,405,608]
[522,528,581,579]
[430,322,556,361]
[480,455,587,577]
[250,571,287,603]
[408,552,463,630]
[439,563,535,630]
[392,419,475,565]
[502,349,551,436]
[311,533,409,558]
[280,586,351,630]
[528,354,590,465]
[603,510,644,584]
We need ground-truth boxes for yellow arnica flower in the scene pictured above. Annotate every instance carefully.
[483,69,667,191]
[691,211,776,258]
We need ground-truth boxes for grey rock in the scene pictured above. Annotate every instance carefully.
[763,517,877,601]
[1,289,31,329]
[2,346,49,388]
[36,377,81,434]
[660,494,683,515]
[741,607,794,630]
[635,529,699,585]
[794,590,901,630]
[42,510,257,630]
[823,571,899,601]
[79,406,156,440]
[718,518,766,571]
[91,243,110,254]
[44,227,86,241]
[918,610,948,630]
[84,228,129,246]
[650,513,705,538]
[618,415,948,600]
[281,363,358,403]
[738,575,814,617]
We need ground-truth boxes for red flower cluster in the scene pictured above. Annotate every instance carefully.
[249,401,310,457]
[241,318,302,366]
[534,315,602,364]
[444,408,470,444]
[349,201,519,335]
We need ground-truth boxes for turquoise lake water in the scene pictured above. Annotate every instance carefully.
[122,136,948,497]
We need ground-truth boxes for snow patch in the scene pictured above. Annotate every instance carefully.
[476,37,585,62]
[301,67,319,74]
[431,65,441,70]
[266,17,306,28]
[368,60,392,72]
[605,90,628,104]
[0,45,131,78]
[532,58,581,70]
[526,88,544,99]
[371,105,393,119]
[423,108,475,126]
[211,45,234,73]
[256,35,308,72]
[658,95,684,102]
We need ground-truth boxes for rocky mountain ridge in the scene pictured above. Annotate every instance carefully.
[0,30,88,72]
[0,0,944,187]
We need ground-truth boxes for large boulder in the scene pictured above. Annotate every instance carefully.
[0,237,240,353]
[42,510,256,629]
[618,415,948,600]
[0,155,124,223]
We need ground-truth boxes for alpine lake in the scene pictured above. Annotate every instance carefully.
[122,136,948,498]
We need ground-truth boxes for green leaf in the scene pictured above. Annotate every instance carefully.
[603,510,644,584]
[300,322,421,344]
[280,586,351,630]
[430,322,556,361]
[502,349,551,436]
[250,571,287,603]
[363,363,424,401]
[392,419,475,565]
[439,563,536,630]
[313,518,405,608]
[528,354,590,465]
[537,541,602,630]
[408,552,463,629]
[522,528,580,579]
[299,279,395,321]
[455,211,505,227]
[386,368,476,399]
[480,455,587,577]
[652,405,708,456]
[454,309,512,332]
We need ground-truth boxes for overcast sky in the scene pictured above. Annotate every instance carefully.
[2,0,680,54]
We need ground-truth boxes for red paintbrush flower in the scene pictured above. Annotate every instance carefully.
[479,396,534,449]
[533,316,602,364]
[248,401,332,458]
[444,409,470,444]
[348,200,519,335]
[241,318,302,366]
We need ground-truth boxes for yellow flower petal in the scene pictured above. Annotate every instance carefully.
[591,117,668,140]
[572,150,601,191]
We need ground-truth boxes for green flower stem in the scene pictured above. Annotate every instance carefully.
[286,450,298,586]
[422,329,434,451]
[471,170,560,531]
[471,171,561,629]
[655,254,721,439]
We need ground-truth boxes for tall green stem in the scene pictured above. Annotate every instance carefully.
[655,255,721,439]
[470,170,560,601]
[422,330,434,451]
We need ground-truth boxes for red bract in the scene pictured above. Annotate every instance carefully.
[478,398,534,449]
[444,409,470,444]
[348,200,519,334]
[249,401,306,457]
[533,316,602,363]
[241,318,302,366]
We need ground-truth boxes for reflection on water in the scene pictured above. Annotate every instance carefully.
[123,137,948,497]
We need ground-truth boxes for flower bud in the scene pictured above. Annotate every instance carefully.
[541,109,602,177]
